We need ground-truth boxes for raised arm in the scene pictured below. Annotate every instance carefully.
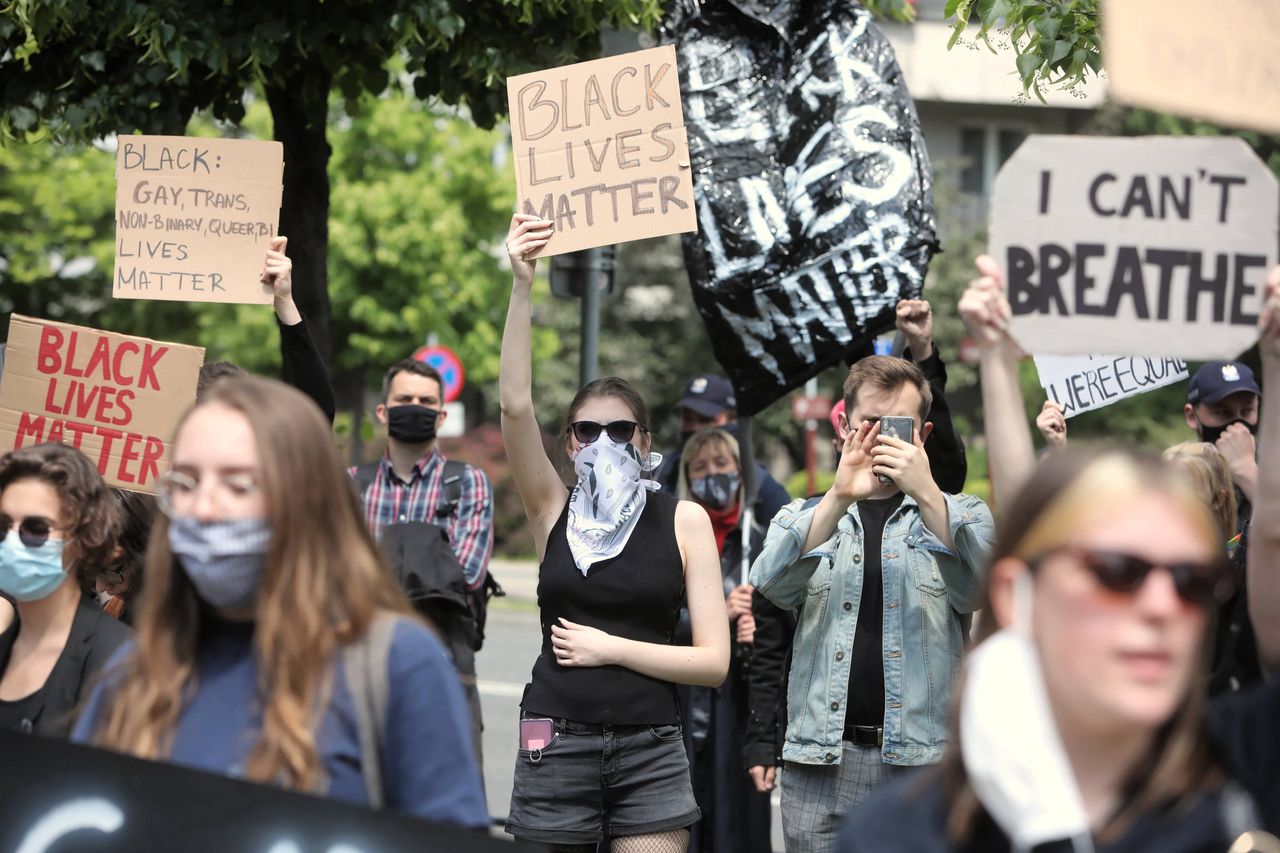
[263,236,336,423]
[500,214,567,559]
[1248,266,1280,672]
[958,255,1037,510]
[551,501,731,687]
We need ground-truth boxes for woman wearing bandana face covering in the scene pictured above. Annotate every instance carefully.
[673,428,773,853]
[73,377,487,828]
[0,444,131,737]
[837,259,1280,852]
[501,214,730,853]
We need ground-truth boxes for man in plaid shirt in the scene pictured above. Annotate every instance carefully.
[350,359,494,590]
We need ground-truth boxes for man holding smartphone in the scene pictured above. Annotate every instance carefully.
[751,356,995,853]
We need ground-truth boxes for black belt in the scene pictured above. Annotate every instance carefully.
[843,725,883,747]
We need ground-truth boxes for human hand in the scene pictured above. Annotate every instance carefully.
[1216,423,1257,479]
[506,214,553,289]
[261,236,301,325]
[727,583,754,620]
[958,255,1014,351]
[896,299,934,361]
[872,428,936,502]
[1262,265,1280,361]
[748,765,777,793]
[550,618,618,667]
[736,611,756,645]
[1036,400,1067,450]
[831,420,881,505]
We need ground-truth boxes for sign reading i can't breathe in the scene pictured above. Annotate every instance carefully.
[506,45,697,258]
[114,135,283,305]
[0,315,204,493]
[989,136,1279,360]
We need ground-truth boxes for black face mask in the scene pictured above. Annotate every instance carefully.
[387,405,439,444]
[1197,417,1257,446]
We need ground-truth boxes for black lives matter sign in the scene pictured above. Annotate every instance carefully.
[990,136,1278,359]
[507,45,697,257]
[114,135,283,304]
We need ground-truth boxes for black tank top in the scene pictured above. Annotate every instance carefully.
[522,490,685,724]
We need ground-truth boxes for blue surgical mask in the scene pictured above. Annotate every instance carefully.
[0,531,68,602]
[168,516,272,612]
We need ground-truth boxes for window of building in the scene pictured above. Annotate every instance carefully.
[958,125,1028,198]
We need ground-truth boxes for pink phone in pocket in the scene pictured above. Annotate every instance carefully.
[520,718,556,751]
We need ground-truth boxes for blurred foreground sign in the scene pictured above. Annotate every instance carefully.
[0,315,204,492]
[1104,0,1280,135]
[0,729,532,853]
[990,136,1278,360]
[114,135,283,304]
[507,45,697,257]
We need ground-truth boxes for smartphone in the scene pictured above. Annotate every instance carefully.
[876,416,916,485]
[520,718,556,751]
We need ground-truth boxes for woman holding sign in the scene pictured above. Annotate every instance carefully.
[500,214,730,852]
[836,259,1280,851]
[0,443,132,737]
[74,376,486,827]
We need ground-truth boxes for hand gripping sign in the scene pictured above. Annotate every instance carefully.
[507,45,698,258]
[0,315,204,492]
[989,136,1279,360]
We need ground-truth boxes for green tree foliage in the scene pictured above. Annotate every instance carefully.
[0,0,665,360]
[944,0,1101,101]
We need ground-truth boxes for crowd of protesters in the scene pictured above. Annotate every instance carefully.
[0,216,1277,853]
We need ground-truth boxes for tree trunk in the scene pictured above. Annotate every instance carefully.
[266,63,334,364]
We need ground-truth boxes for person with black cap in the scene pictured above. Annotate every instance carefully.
[1184,360,1261,512]
[656,374,792,525]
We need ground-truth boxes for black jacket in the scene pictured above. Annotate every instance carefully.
[279,316,336,424]
[906,348,968,494]
[0,598,132,738]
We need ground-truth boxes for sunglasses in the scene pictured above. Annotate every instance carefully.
[570,420,647,445]
[0,514,62,549]
[1032,546,1235,608]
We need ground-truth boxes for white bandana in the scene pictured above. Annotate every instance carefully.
[566,440,662,575]
[960,573,1094,853]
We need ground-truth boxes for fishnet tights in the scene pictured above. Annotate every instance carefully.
[548,829,689,853]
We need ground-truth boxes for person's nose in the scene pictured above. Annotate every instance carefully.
[188,479,223,523]
[1133,566,1188,618]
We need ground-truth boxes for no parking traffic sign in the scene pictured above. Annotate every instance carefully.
[412,344,465,403]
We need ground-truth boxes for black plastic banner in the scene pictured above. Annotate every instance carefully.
[663,0,937,415]
[0,730,531,852]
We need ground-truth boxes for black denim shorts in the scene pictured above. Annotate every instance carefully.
[504,714,701,844]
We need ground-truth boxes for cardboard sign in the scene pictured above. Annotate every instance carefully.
[114,135,283,304]
[1034,354,1188,418]
[507,45,697,257]
[0,315,204,492]
[0,730,533,853]
[1104,0,1280,135]
[989,136,1278,360]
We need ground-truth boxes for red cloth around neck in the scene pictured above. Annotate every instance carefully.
[705,502,742,553]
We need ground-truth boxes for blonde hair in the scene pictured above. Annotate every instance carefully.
[943,448,1223,843]
[1162,442,1238,544]
[676,428,742,504]
[92,377,412,791]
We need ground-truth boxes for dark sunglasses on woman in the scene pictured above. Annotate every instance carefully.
[0,514,61,549]
[571,420,648,445]
[1031,546,1235,608]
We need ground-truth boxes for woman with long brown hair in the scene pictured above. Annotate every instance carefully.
[0,443,130,736]
[74,376,486,826]
[837,259,1280,851]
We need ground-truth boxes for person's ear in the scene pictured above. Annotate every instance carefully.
[988,557,1029,632]
[435,407,448,427]
[919,421,934,445]
[1183,403,1199,432]
[837,412,850,439]
[375,403,389,425]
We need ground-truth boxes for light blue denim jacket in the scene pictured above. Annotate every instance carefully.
[750,491,995,767]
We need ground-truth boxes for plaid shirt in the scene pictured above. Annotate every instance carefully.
[349,448,494,589]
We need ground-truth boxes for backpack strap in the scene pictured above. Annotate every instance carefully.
[434,459,468,520]
[342,612,397,809]
[352,460,381,501]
